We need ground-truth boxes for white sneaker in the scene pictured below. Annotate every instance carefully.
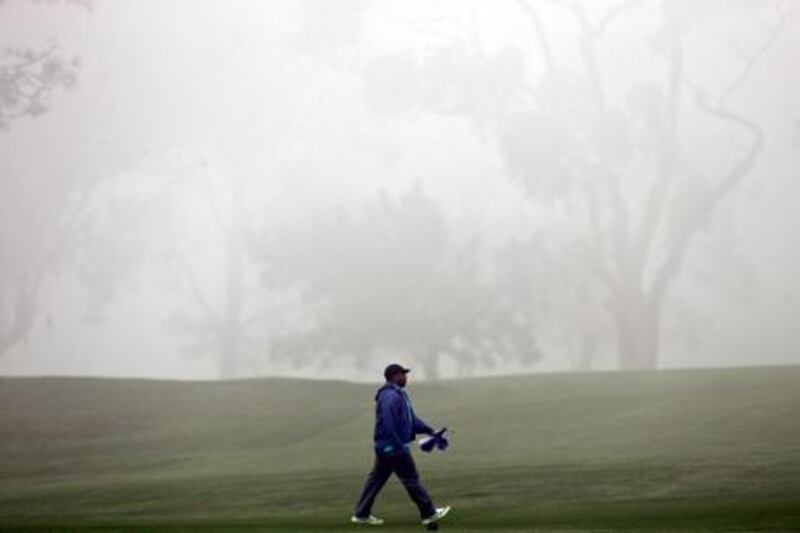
[421,505,451,525]
[350,514,385,525]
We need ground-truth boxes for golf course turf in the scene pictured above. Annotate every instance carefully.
[1,365,799,531]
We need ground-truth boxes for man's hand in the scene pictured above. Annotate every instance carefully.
[420,427,449,453]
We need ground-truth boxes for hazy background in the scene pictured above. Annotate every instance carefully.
[1,0,798,382]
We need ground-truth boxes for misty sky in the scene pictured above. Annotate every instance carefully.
[1,0,798,381]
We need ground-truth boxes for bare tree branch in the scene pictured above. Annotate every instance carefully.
[515,0,557,78]
[647,4,787,304]
[719,5,792,108]
[569,1,640,274]
[632,13,683,278]
[649,101,764,304]
[592,0,643,41]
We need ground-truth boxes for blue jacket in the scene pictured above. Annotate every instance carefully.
[373,382,435,456]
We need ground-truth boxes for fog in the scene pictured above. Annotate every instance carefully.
[1,0,798,382]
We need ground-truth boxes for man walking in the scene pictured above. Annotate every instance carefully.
[351,363,451,527]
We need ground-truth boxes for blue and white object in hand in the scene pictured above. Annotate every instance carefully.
[419,427,449,453]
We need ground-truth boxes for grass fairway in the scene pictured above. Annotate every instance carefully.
[1,366,799,531]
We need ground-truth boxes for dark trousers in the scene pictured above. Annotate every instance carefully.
[353,451,436,520]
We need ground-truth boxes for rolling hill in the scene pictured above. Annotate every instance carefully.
[1,365,799,531]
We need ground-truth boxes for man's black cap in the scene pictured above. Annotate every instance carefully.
[384,363,411,381]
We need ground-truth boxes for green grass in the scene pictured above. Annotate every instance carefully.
[1,366,799,531]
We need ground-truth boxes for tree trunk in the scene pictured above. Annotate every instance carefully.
[0,279,38,359]
[217,177,245,380]
[575,332,595,371]
[614,297,660,370]
[218,329,239,380]
[419,354,440,381]
[456,357,476,378]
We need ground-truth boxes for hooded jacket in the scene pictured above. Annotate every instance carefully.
[373,381,435,456]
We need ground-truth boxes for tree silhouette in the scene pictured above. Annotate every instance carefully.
[260,185,542,380]
[0,2,83,357]
[360,0,793,369]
